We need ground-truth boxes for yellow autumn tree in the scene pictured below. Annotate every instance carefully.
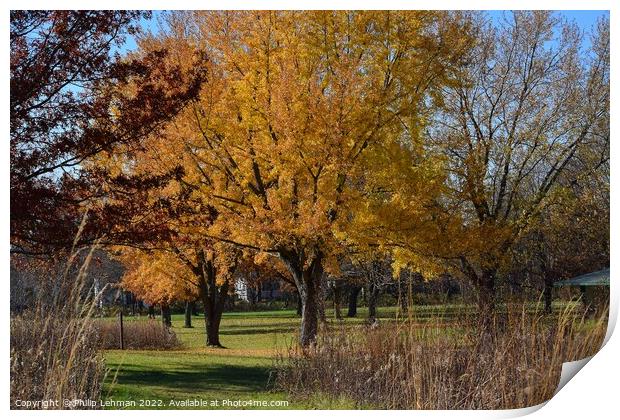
[102,10,474,346]
[117,240,241,346]
[118,249,198,324]
[91,32,242,347]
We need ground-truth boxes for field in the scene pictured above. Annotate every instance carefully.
[102,305,469,409]
[104,307,388,409]
[101,302,592,409]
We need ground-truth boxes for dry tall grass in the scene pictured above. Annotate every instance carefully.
[274,303,608,409]
[10,245,106,409]
[94,319,182,350]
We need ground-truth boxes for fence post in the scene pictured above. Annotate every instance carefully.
[119,311,124,350]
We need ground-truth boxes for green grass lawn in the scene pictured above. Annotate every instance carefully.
[103,307,385,409]
[102,302,585,409]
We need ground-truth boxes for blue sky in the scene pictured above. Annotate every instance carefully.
[120,10,609,55]
[488,9,608,28]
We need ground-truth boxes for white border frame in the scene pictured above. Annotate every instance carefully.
[2,2,617,419]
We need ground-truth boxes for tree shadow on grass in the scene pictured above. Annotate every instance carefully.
[220,321,299,329]
[220,327,296,336]
[223,311,298,319]
[109,362,272,394]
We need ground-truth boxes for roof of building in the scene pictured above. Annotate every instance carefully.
[554,268,610,287]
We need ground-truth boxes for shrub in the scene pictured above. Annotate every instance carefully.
[274,304,607,409]
[94,319,182,350]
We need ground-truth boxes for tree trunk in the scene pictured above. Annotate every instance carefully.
[333,281,342,320]
[367,281,379,323]
[300,282,320,346]
[184,300,193,328]
[296,293,302,316]
[161,303,171,327]
[347,286,361,317]
[579,285,595,315]
[477,269,496,334]
[543,278,553,314]
[200,290,226,347]
[204,303,224,346]
[198,256,229,348]
[147,304,155,319]
[399,275,409,316]
[461,257,496,335]
[318,278,327,324]
[280,249,324,347]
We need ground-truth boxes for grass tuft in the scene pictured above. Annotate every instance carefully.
[10,245,106,409]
